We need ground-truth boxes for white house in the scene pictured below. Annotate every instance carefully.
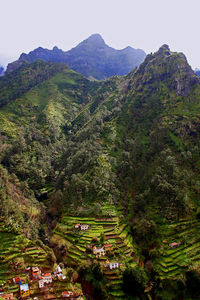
[93,246,105,258]
[109,262,119,270]
[43,273,52,283]
[54,265,62,274]
[38,279,45,289]
[57,273,66,280]
[39,273,52,288]
[80,224,89,230]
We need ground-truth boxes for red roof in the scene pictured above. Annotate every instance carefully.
[104,244,112,247]
[12,277,21,283]
[2,294,13,300]
[62,291,73,297]
[43,273,51,277]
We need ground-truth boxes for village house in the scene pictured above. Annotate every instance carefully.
[62,291,73,298]
[42,273,52,283]
[32,266,41,279]
[39,273,52,288]
[53,265,66,280]
[80,224,89,230]
[54,265,62,274]
[104,244,112,251]
[57,273,66,280]
[74,224,80,229]
[12,277,21,284]
[2,294,13,300]
[25,267,31,272]
[20,283,29,298]
[109,262,119,270]
[93,246,105,258]
[169,242,181,249]
[104,260,119,270]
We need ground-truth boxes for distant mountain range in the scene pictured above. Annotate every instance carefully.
[6,34,146,80]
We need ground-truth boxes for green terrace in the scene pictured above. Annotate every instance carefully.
[52,204,138,264]
[0,230,51,285]
[153,219,200,280]
[51,206,139,299]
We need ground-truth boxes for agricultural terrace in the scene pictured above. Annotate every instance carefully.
[52,204,138,299]
[0,232,51,285]
[153,219,200,280]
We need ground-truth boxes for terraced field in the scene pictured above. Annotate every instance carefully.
[0,229,52,285]
[53,205,138,299]
[154,219,200,279]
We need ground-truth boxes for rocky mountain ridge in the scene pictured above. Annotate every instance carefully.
[6,34,146,80]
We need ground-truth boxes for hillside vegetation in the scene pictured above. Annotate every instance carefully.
[0,45,200,299]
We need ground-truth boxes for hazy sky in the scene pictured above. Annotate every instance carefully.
[0,0,200,68]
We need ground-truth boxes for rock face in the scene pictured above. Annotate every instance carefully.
[6,34,146,80]
[129,44,200,96]
[0,65,4,76]
[195,69,200,77]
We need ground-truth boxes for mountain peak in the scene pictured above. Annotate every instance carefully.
[87,33,105,43]
[53,46,60,51]
[157,44,171,55]
[132,45,200,96]
[77,33,106,47]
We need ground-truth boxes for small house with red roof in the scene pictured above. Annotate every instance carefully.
[80,224,89,231]
[62,291,73,298]
[104,244,112,251]
[93,246,105,257]
[2,294,13,300]
[12,277,21,284]
[43,273,52,283]
[32,266,41,279]
[169,242,181,249]
[104,260,119,270]
[38,273,52,288]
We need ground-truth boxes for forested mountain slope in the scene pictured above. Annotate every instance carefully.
[1,45,200,299]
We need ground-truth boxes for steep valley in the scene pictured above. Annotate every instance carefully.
[0,45,200,299]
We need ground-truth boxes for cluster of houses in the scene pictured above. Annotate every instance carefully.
[31,265,66,289]
[0,265,77,300]
[91,245,122,270]
[74,223,89,231]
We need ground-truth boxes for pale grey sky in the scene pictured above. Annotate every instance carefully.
[0,0,199,68]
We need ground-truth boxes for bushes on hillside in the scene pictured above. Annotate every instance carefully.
[122,266,149,297]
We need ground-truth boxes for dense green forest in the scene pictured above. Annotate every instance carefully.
[1,45,200,299]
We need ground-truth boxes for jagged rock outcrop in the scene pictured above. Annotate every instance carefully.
[128,44,200,96]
